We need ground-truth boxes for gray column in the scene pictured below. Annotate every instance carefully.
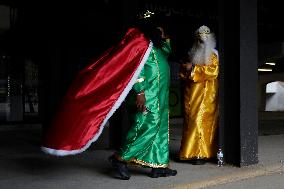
[239,0,258,166]
[218,0,258,166]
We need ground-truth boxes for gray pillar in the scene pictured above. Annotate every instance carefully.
[218,0,258,166]
[239,0,258,166]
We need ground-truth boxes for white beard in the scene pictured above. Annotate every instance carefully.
[188,33,216,65]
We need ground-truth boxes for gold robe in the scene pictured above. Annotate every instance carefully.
[179,52,219,160]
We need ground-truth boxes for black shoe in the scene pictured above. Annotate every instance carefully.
[148,168,177,178]
[190,159,207,165]
[108,155,130,180]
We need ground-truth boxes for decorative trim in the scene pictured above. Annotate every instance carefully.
[131,158,168,168]
[116,154,168,168]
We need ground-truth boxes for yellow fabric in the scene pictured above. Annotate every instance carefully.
[179,53,219,160]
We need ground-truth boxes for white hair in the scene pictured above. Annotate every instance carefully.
[188,31,216,65]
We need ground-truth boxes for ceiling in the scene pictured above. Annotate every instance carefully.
[0,0,283,72]
[258,1,284,43]
[258,0,284,73]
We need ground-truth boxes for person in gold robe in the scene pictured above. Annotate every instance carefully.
[178,25,219,165]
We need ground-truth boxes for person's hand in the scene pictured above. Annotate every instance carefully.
[136,91,146,112]
[186,63,193,71]
[181,63,193,71]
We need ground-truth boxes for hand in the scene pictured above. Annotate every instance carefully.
[181,63,192,70]
[136,92,146,112]
[186,63,193,71]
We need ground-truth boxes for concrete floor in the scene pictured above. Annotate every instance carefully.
[0,121,284,189]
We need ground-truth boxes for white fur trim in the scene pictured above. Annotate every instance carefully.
[41,42,153,156]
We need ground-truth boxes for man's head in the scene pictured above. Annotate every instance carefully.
[133,10,169,48]
[188,25,216,65]
[195,25,211,42]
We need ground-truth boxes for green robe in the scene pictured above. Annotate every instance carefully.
[117,39,171,168]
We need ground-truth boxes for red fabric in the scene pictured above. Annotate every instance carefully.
[42,28,150,153]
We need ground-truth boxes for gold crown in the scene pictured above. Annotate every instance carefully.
[196,25,211,35]
[138,10,155,19]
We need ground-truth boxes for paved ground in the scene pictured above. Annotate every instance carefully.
[0,121,284,189]
[207,173,284,189]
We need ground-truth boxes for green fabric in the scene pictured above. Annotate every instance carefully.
[118,40,171,168]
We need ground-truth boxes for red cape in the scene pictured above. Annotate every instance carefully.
[41,28,152,156]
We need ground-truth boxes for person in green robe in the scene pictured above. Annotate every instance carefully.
[109,12,177,180]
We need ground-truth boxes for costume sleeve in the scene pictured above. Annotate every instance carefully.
[133,66,146,93]
[191,53,219,82]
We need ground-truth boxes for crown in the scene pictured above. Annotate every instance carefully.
[143,10,154,18]
[138,10,155,19]
[196,25,211,35]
